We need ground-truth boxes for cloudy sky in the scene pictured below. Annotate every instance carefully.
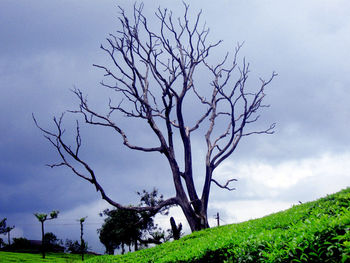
[1,0,350,254]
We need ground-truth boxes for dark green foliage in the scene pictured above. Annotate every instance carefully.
[43,232,64,252]
[98,189,171,255]
[0,238,4,249]
[0,218,6,234]
[65,239,89,254]
[8,238,31,251]
[98,209,141,254]
[86,187,350,263]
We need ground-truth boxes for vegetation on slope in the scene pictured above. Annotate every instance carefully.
[86,188,350,263]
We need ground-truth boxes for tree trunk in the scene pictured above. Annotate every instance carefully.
[80,221,84,261]
[121,243,125,254]
[178,198,209,232]
[134,239,138,251]
[41,221,45,259]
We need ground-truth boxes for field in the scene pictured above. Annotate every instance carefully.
[1,188,349,262]
[0,252,97,262]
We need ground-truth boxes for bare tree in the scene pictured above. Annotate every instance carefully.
[34,3,276,232]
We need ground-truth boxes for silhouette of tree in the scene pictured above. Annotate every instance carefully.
[0,218,14,246]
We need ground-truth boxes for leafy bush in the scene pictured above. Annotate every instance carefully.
[65,239,89,254]
[8,238,32,251]
[44,232,64,253]
[85,187,350,263]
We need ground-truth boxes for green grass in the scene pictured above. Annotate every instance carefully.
[86,188,350,263]
[1,188,349,262]
[0,252,97,262]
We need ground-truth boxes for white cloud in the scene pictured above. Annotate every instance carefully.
[208,151,350,225]
[210,199,293,224]
[156,151,350,232]
[216,152,350,191]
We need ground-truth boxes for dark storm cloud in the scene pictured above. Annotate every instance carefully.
[0,0,116,56]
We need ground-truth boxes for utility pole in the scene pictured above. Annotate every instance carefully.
[215,212,220,226]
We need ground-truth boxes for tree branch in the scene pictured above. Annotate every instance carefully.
[211,178,237,191]
[32,113,178,214]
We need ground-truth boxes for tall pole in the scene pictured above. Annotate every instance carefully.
[216,212,220,226]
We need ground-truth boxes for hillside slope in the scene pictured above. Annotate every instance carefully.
[87,188,350,262]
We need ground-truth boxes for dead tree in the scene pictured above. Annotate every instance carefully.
[34,3,276,232]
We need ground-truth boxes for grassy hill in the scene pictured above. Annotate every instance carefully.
[86,188,350,263]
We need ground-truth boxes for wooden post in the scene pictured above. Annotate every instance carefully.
[215,212,220,226]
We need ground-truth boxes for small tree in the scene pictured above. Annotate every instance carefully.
[98,189,170,254]
[65,239,89,254]
[79,217,88,261]
[43,232,64,252]
[98,209,139,254]
[4,226,15,246]
[34,210,59,259]
[0,218,15,246]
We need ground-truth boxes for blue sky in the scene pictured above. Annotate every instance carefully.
[1,0,350,253]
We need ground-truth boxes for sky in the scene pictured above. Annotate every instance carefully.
[1,0,350,254]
